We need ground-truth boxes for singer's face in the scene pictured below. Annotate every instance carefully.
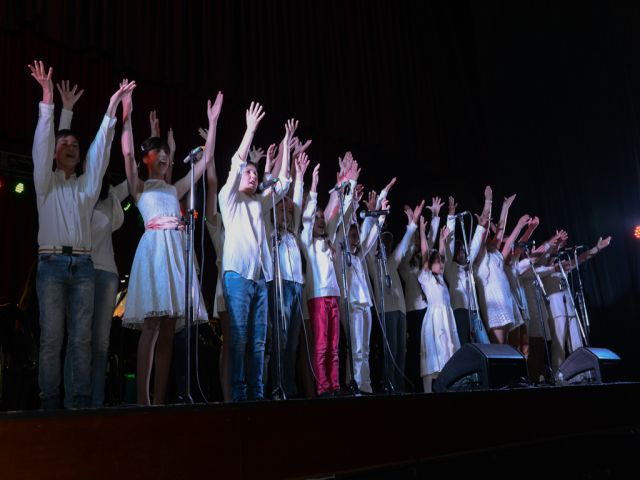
[313,208,326,237]
[431,257,444,275]
[239,164,258,194]
[454,241,466,264]
[144,148,170,178]
[55,134,80,172]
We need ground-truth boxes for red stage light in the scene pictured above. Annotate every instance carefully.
[635,225,640,239]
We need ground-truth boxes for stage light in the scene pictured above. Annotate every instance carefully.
[14,182,24,194]
[635,225,640,239]
[123,201,132,212]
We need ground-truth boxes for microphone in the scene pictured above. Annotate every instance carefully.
[183,145,205,163]
[258,177,280,191]
[561,245,586,252]
[514,241,536,248]
[328,181,349,194]
[359,209,390,219]
[453,211,471,218]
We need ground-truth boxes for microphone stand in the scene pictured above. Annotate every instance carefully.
[571,248,591,346]
[522,245,554,384]
[555,253,588,348]
[457,213,480,343]
[269,184,287,400]
[337,184,359,395]
[373,218,394,394]
[182,150,198,404]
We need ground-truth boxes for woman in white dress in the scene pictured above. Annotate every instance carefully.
[417,219,460,393]
[120,84,220,405]
[474,188,521,344]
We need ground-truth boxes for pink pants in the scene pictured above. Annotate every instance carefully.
[308,297,340,395]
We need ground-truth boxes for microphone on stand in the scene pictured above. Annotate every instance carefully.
[359,209,390,219]
[259,177,280,191]
[328,181,349,194]
[453,211,471,218]
[183,145,205,163]
[561,245,586,252]
[514,241,536,248]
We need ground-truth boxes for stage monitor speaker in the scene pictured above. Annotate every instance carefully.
[433,343,528,393]
[556,347,622,385]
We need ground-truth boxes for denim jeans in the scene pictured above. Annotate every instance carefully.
[223,271,268,401]
[268,280,303,398]
[36,254,94,409]
[64,269,119,408]
[383,310,407,392]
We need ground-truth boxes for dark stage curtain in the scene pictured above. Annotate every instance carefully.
[0,1,638,373]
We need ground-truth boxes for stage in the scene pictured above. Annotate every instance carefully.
[2,382,639,479]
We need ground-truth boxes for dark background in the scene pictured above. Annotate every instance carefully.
[0,1,638,376]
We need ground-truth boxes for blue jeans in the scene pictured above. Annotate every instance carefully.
[268,280,303,398]
[223,271,268,401]
[36,254,94,409]
[64,269,119,408]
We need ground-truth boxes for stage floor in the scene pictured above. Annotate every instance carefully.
[2,382,640,479]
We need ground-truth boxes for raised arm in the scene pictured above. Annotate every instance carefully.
[474,185,493,265]
[419,215,429,269]
[203,94,223,219]
[501,214,531,261]
[301,164,320,247]
[238,102,265,163]
[427,196,444,249]
[439,225,451,259]
[391,201,423,266]
[56,80,84,130]
[174,91,223,200]
[573,236,612,267]
[29,61,55,196]
[496,193,516,244]
[120,80,144,200]
[444,196,457,264]
[293,151,310,233]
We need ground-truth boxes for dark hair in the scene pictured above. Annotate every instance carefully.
[138,137,170,179]
[428,250,443,268]
[55,129,83,176]
[140,136,170,156]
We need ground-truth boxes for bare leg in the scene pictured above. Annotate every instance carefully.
[136,317,161,406]
[152,316,177,405]
[490,325,510,344]
[218,311,232,402]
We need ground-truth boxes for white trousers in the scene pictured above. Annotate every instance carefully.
[548,291,584,370]
[343,303,372,393]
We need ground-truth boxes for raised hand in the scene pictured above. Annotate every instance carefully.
[198,127,208,141]
[295,151,310,178]
[56,80,84,110]
[167,128,176,156]
[383,177,397,194]
[528,216,540,228]
[208,91,223,123]
[596,236,611,252]
[108,79,136,118]
[503,193,517,208]
[149,110,160,137]
[294,138,313,158]
[484,185,492,202]
[440,225,451,241]
[28,60,54,104]
[428,196,445,217]
[246,102,265,132]
[365,191,378,212]
[249,146,265,165]
[265,143,277,173]
[419,215,427,235]
[412,200,425,224]
[284,118,299,145]
[311,163,320,193]
[345,159,361,182]
[381,198,390,212]
[448,196,458,216]
[516,214,531,228]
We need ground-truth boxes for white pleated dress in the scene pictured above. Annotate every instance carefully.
[475,251,520,330]
[123,180,208,330]
[418,270,460,376]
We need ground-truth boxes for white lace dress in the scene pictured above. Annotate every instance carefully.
[123,180,208,330]
[475,250,518,330]
[418,270,460,376]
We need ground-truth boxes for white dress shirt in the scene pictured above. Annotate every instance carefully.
[444,219,485,311]
[218,153,289,282]
[33,103,116,250]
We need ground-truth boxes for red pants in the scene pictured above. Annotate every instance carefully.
[307,296,340,395]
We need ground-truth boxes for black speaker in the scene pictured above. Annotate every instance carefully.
[556,347,622,385]
[433,343,529,392]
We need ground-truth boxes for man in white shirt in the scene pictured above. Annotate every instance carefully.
[29,61,132,409]
[219,104,292,402]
